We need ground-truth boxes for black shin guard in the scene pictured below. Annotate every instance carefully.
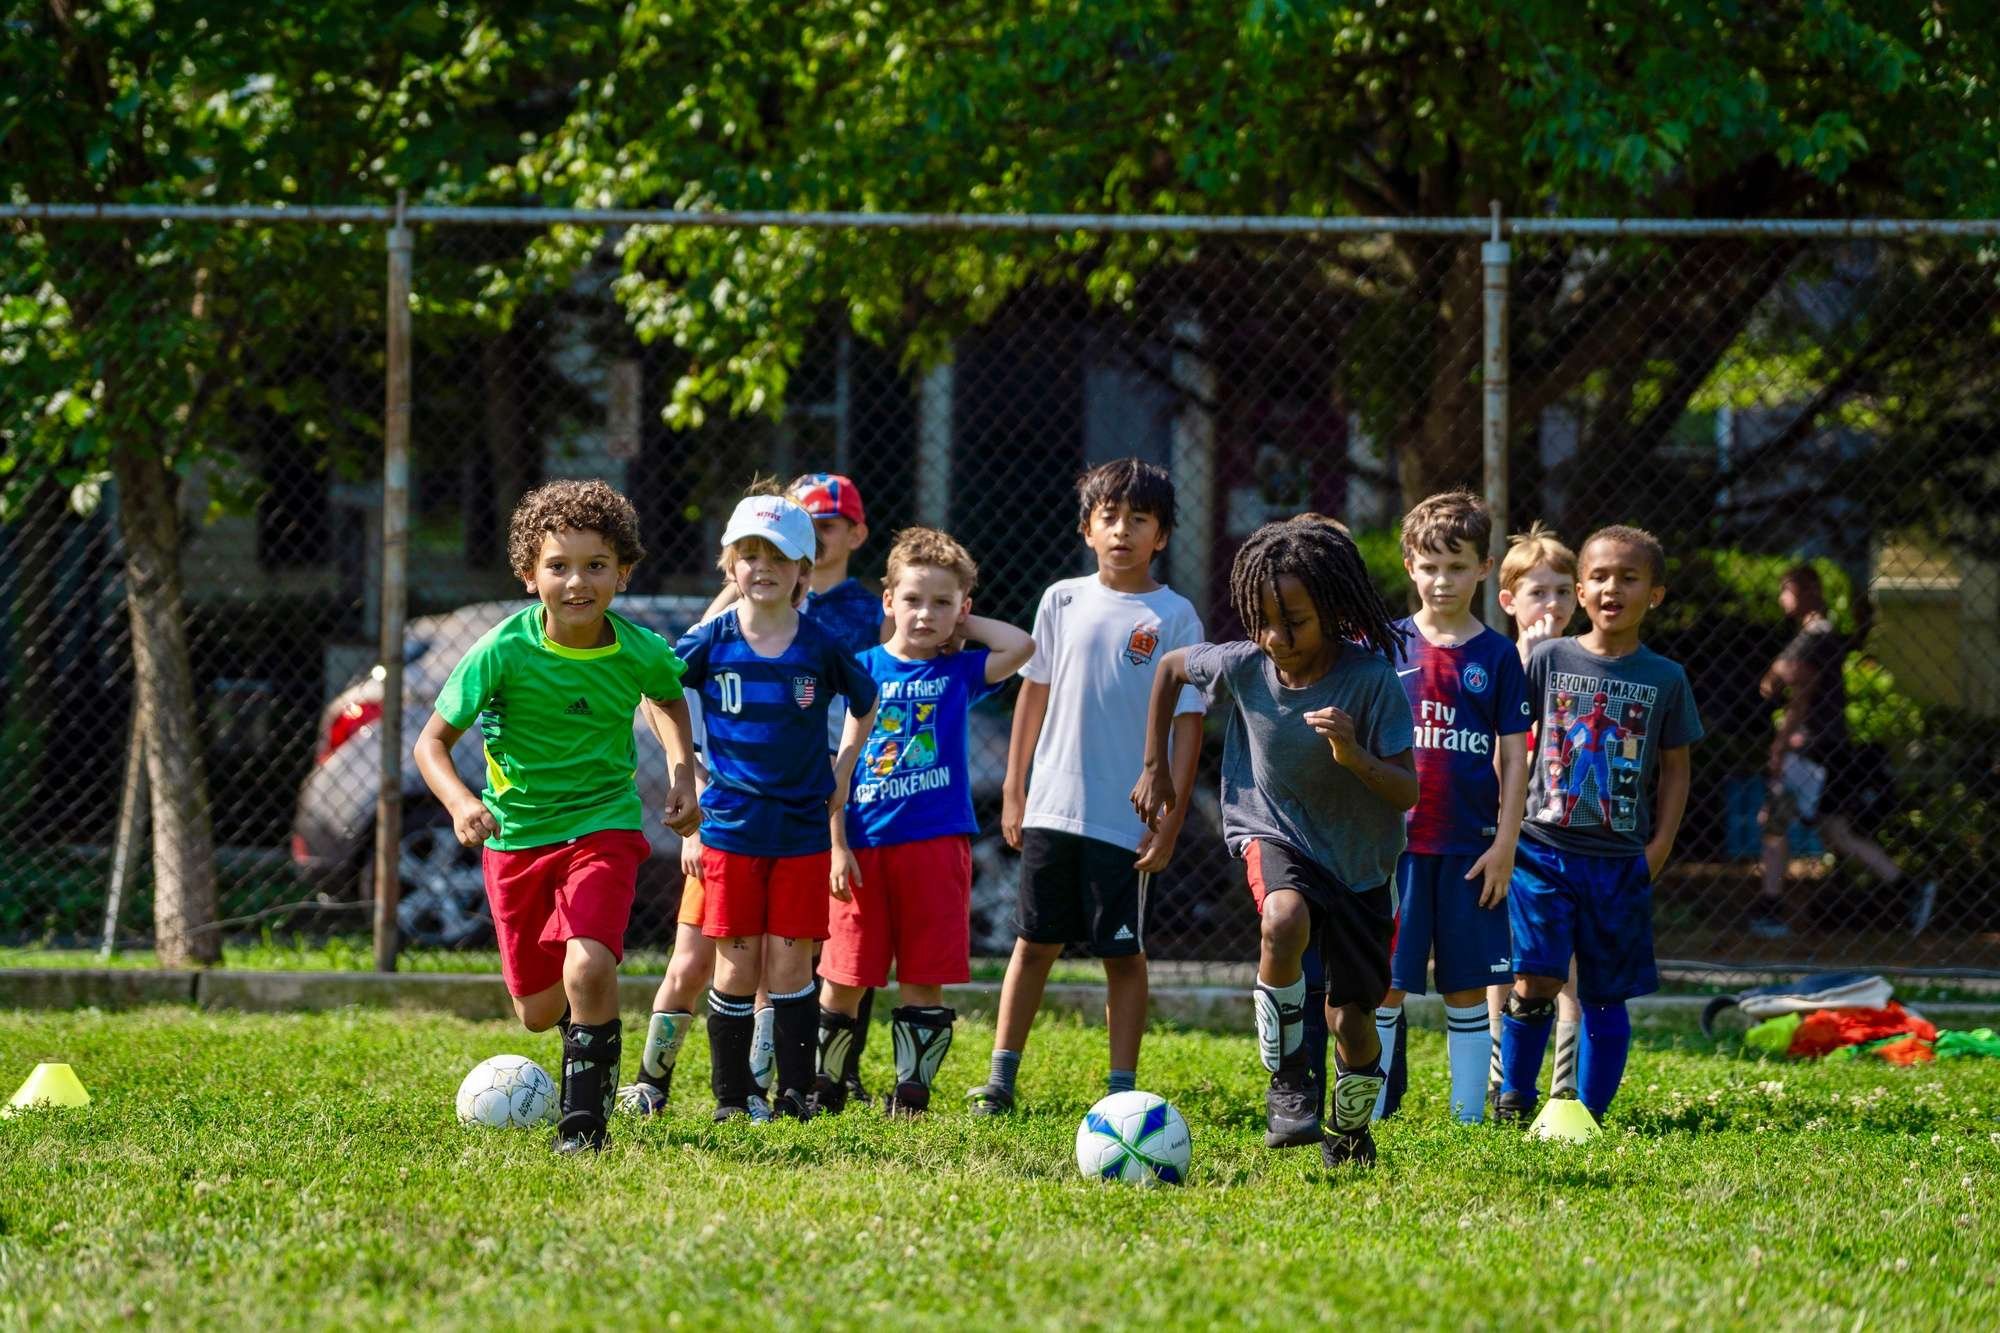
[770,983,819,1098]
[707,989,757,1104]
[559,1019,621,1148]
[849,987,876,1080]
[815,1009,858,1112]
[891,1006,955,1094]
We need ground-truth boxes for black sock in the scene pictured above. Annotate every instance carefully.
[559,1019,621,1145]
[771,981,818,1097]
[1381,1008,1409,1117]
[707,989,756,1104]
[850,987,876,1080]
[891,1005,955,1092]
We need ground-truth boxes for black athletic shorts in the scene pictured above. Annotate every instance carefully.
[1015,827,1148,957]
[1245,839,1394,1009]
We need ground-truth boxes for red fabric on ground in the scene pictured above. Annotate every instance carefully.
[1787,1002,1938,1059]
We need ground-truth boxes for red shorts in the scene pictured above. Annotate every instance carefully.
[820,835,972,989]
[482,829,649,998]
[700,846,832,941]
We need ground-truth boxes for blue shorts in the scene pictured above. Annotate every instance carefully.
[1390,851,1514,995]
[1508,839,1658,1004]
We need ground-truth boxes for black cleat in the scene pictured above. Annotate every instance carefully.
[965,1083,1015,1117]
[811,1073,849,1116]
[1263,1067,1322,1148]
[1489,1089,1535,1125]
[552,1113,606,1155]
[712,1095,776,1125]
[1320,1126,1377,1169]
[774,1089,816,1122]
[885,1081,931,1117]
[843,1073,872,1107]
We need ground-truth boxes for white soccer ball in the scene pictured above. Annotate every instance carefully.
[1075,1090,1191,1186]
[456,1054,557,1129]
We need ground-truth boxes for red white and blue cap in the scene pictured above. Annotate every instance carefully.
[789,472,866,526]
[721,495,816,562]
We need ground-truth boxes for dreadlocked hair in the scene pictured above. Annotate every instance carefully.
[1229,517,1408,662]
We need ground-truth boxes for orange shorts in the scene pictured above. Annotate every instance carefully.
[819,835,972,989]
[699,845,832,941]
[677,873,705,928]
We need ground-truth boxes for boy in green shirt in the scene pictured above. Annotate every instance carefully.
[415,479,699,1154]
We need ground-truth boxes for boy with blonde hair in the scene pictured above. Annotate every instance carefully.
[818,527,1035,1114]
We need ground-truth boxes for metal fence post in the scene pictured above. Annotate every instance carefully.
[1481,201,1511,627]
[374,193,413,973]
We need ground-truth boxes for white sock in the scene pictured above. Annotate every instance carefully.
[1371,1006,1400,1120]
[1446,1002,1492,1122]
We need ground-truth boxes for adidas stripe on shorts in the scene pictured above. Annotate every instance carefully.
[1014,827,1149,957]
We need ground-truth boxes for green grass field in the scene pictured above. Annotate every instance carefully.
[3,1006,1996,1330]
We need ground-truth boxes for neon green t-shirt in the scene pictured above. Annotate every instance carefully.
[433,605,687,850]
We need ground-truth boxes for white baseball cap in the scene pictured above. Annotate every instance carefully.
[720,494,816,562]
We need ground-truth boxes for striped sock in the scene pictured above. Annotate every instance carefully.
[1371,1006,1400,1120]
[1107,1068,1136,1094]
[1445,1002,1492,1123]
[1551,1018,1581,1098]
[706,988,757,1105]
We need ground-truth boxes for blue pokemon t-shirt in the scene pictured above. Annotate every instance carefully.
[675,610,880,857]
[804,577,885,751]
[845,646,1000,849]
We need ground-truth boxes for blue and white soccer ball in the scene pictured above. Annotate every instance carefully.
[1074,1090,1191,1186]
[456,1054,557,1129]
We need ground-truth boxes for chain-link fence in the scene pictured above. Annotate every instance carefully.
[3,207,1996,978]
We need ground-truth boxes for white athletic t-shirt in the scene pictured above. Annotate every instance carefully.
[1020,575,1206,852]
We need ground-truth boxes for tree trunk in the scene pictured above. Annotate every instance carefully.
[112,447,220,967]
[1398,243,1485,512]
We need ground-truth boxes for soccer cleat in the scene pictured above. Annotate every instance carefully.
[774,1089,815,1122]
[811,1073,850,1116]
[1489,1089,1535,1125]
[884,1081,931,1117]
[965,1083,1015,1116]
[712,1094,777,1125]
[615,1082,668,1117]
[1263,1067,1322,1148]
[1319,1126,1377,1169]
[552,1113,606,1155]
[843,1073,872,1107]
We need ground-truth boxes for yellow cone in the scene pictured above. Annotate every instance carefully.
[1528,1096,1600,1143]
[4,1062,91,1116]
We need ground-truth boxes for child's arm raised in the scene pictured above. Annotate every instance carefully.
[1129,648,1192,833]
[1645,745,1692,878]
[413,713,497,848]
[964,614,1035,683]
[1002,680,1049,850]
[1467,730,1527,908]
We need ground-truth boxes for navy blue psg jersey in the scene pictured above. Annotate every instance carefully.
[1390,618,1531,855]
[675,610,880,857]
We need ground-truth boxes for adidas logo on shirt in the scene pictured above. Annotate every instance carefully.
[564,697,591,716]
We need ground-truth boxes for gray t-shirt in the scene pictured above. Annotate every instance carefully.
[1184,640,1415,892]
[1523,637,1703,857]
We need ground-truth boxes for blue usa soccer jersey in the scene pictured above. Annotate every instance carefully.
[675,610,879,858]
[1390,619,1531,855]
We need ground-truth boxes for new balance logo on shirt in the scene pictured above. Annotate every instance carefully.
[564,697,591,716]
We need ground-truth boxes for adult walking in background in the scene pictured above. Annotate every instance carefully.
[1753,566,1936,939]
